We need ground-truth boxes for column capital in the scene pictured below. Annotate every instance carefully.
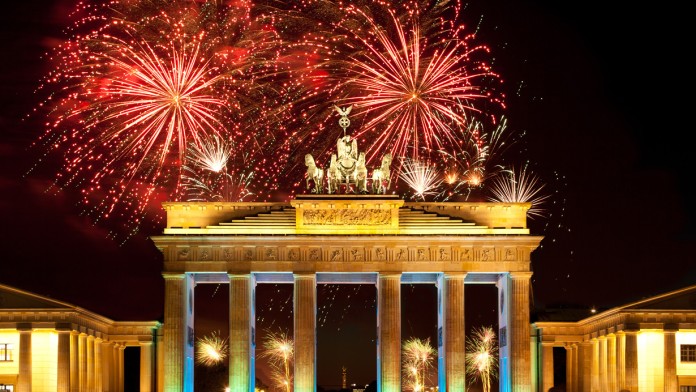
[162,273,186,280]
[508,271,533,280]
[293,272,317,279]
[664,323,679,332]
[17,323,33,331]
[443,272,467,280]
[228,273,252,279]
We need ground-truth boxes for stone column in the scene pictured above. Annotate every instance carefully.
[607,334,617,392]
[541,343,554,392]
[442,273,466,392]
[157,329,164,392]
[577,342,591,392]
[70,331,79,392]
[664,329,677,392]
[101,341,113,392]
[509,272,532,391]
[378,273,401,392]
[229,274,254,392]
[118,345,126,392]
[112,343,120,392]
[79,332,87,391]
[95,338,103,392]
[57,328,71,392]
[616,332,625,390]
[87,335,95,392]
[590,338,599,392]
[565,345,574,392]
[624,331,638,392]
[294,273,317,392]
[18,327,32,392]
[599,336,607,392]
[140,341,154,392]
[163,273,195,392]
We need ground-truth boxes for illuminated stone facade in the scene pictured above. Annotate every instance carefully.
[0,284,160,392]
[152,195,542,392]
[533,284,696,392]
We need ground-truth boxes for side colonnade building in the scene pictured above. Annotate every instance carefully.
[0,283,160,392]
[151,195,543,392]
[533,284,696,392]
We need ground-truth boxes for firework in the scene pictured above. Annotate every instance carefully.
[259,329,294,392]
[398,158,442,200]
[465,326,498,392]
[487,165,549,219]
[196,331,229,366]
[402,337,436,392]
[30,0,290,239]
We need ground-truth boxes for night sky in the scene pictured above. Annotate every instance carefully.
[1,0,694,389]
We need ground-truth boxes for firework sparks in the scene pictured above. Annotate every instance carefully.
[402,337,436,392]
[487,166,550,219]
[398,158,442,200]
[465,326,498,392]
[259,329,294,392]
[196,331,229,366]
[337,3,504,164]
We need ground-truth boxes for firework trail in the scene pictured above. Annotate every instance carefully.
[196,331,229,366]
[402,337,437,392]
[486,165,549,219]
[259,329,294,392]
[465,326,498,392]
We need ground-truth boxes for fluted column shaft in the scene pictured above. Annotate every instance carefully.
[444,273,466,392]
[607,334,616,392]
[18,329,32,392]
[118,345,125,392]
[616,332,625,389]
[163,273,194,392]
[95,338,103,392]
[578,342,591,392]
[87,335,95,392]
[57,330,71,392]
[112,343,120,392]
[101,341,113,392]
[294,274,317,392]
[79,333,87,391]
[565,346,574,392]
[378,273,401,392]
[509,272,532,391]
[229,274,254,392]
[599,336,607,391]
[140,341,154,392]
[624,331,638,392]
[590,338,599,392]
[70,331,79,392]
[664,331,677,392]
[541,344,554,392]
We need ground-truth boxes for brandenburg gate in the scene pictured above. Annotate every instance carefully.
[151,194,542,392]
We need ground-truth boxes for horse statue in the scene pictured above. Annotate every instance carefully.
[305,154,324,194]
[354,152,368,193]
[326,154,342,194]
[371,153,392,194]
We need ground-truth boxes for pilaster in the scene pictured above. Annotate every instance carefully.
[664,329,677,392]
[229,274,255,392]
[18,327,32,392]
[378,273,401,392]
[294,273,317,392]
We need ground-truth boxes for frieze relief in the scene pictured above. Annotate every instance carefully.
[164,245,524,263]
[302,209,391,225]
